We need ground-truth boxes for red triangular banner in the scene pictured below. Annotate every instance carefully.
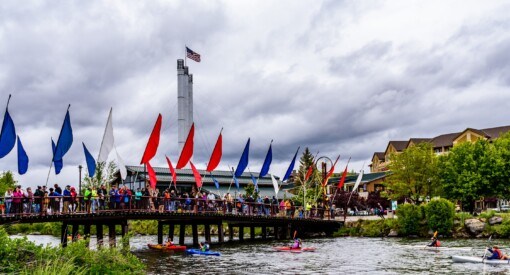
[206,131,222,172]
[146,162,158,189]
[337,158,351,189]
[176,123,194,169]
[305,164,314,181]
[322,155,340,186]
[190,161,202,189]
[140,114,162,164]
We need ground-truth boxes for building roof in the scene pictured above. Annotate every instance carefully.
[388,141,408,151]
[124,165,283,187]
[372,152,385,161]
[430,132,459,148]
[480,125,510,140]
[328,171,388,185]
[406,138,432,148]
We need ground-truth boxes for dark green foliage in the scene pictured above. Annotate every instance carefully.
[334,218,399,237]
[397,204,422,236]
[424,198,455,235]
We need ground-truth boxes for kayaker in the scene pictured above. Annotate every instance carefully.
[486,246,510,260]
[165,238,174,248]
[291,238,302,249]
[199,241,210,252]
[427,236,441,247]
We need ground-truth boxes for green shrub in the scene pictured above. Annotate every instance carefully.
[396,204,422,236]
[455,212,472,225]
[424,198,455,235]
[0,226,145,274]
[493,220,510,237]
[479,210,497,220]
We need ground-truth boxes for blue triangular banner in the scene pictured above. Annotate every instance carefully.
[17,136,28,175]
[234,138,250,178]
[52,139,63,175]
[53,108,73,162]
[82,142,96,177]
[0,108,16,159]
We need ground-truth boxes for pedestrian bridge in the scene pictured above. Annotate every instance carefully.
[0,210,343,248]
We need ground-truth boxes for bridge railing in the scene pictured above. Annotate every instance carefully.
[0,195,337,220]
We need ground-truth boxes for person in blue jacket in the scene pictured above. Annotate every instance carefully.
[487,246,509,260]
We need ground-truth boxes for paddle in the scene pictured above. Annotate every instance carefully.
[482,235,492,261]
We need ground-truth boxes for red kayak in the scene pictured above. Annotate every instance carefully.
[148,244,187,252]
[273,246,316,252]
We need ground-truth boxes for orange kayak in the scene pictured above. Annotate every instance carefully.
[148,243,187,252]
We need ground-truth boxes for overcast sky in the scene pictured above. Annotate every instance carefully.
[1,1,510,188]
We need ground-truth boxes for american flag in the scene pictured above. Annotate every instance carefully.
[186,47,201,62]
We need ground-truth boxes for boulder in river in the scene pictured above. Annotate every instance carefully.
[464,219,485,235]
[488,216,503,225]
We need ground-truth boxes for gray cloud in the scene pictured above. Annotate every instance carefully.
[1,1,510,187]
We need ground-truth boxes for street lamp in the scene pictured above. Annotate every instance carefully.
[78,165,82,195]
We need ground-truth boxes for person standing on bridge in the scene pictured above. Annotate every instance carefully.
[4,188,12,215]
[12,186,23,215]
[34,186,43,214]
[84,187,92,213]
[70,187,77,213]
[98,185,107,211]
[63,185,71,214]
[109,185,117,210]
[54,184,62,213]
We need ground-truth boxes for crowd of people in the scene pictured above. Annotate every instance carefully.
[0,184,333,219]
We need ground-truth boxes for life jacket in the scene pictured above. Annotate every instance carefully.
[494,248,503,259]
[434,240,441,247]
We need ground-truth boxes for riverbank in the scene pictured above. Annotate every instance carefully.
[337,211,510,238]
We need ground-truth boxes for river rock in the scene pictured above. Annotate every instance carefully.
[489,216,503,225]
[387,229,398,237]
[464,219,485,235]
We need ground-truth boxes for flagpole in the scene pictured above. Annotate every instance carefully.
[5,94,11,109]
[227,165,234,194]
[184,45,187,67]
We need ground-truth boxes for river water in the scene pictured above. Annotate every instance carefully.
[14,235,510,274]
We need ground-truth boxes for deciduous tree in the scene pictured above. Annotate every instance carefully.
[384,142,439,204]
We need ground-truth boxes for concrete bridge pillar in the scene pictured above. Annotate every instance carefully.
[205,224,211,243]
[108,224,116,247]
[228,224,234,242]
[250,226,255,240]
[157,222,163,244]
[168,224,175,242]
[61,222,69,248]
[72,224,79,242]
[192,223,198,247]
[218,223,224,243]
[239,226,244,242]
[179,224,186,245]
[96,224,104,248]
